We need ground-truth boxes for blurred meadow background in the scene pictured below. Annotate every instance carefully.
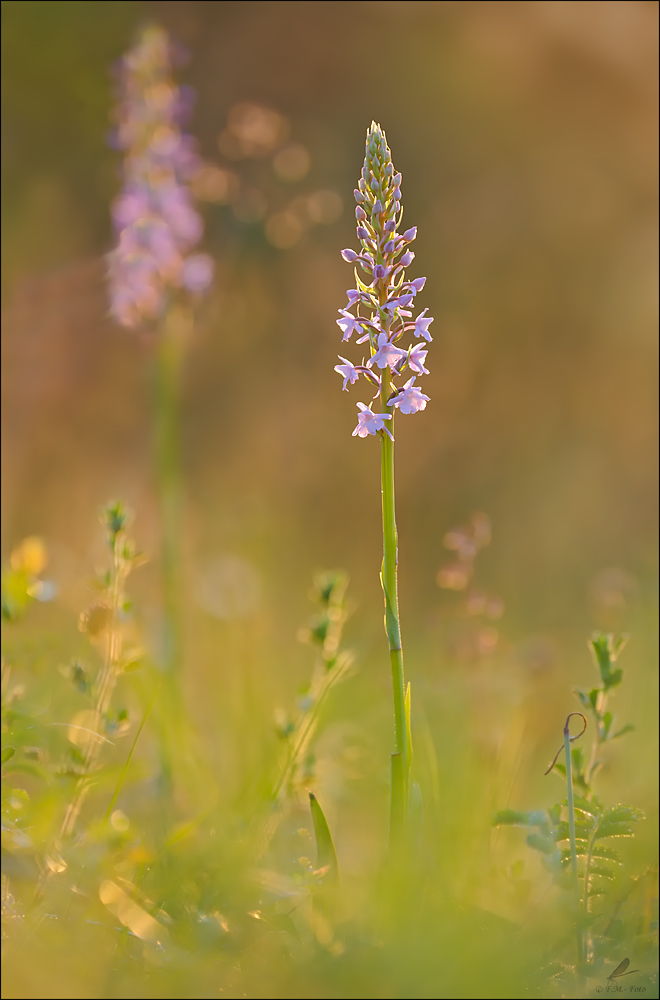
[1,2,658,997]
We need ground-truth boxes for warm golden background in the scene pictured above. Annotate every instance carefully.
[1,5,658,991]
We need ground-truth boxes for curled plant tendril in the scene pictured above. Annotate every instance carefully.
[544,712,587,776]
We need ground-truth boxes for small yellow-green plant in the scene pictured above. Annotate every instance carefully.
[494,634,649,983]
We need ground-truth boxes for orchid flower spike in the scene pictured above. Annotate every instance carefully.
[335,121,432,439]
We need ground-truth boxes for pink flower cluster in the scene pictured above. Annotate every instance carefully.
[107,26,213,328]
[335,122,432,440]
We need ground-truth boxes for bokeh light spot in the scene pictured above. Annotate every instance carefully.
[273,143,310,182]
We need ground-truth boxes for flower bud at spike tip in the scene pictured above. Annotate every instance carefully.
[334,122,433,437]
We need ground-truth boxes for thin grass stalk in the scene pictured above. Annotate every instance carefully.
[255,654,352,861]
[151,306,189,794]
[59,534,125,841]
[563,716,585,968]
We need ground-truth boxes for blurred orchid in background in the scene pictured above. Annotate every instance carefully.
[105,26,218,781]
[107,25,213,327]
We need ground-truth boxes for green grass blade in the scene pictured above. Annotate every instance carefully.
[404,681,413,781]
[101,686,159,830]
[309,791,339,882]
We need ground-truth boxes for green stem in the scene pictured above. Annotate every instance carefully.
[584,689,606,791]
[254,656,352,862]
[153,310,184,679]
[101,687,158,831]
[151,304,189,798]
[380,371,408,837]
[59,538,124,841]
[271,657,350,804]
[584,834,596,915]
[564,720,584,968]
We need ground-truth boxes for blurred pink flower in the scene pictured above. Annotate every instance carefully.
[108,25,213,327]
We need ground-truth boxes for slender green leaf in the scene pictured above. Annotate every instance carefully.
[404,681,412,778]
[574,688,592,710]
[493,810,530,827]
[612,635,630,657]
[590,633,628,689]
[492,809,549,829]
[309,792,339,882]
[611,724,635,740]
[101,689,157,829]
